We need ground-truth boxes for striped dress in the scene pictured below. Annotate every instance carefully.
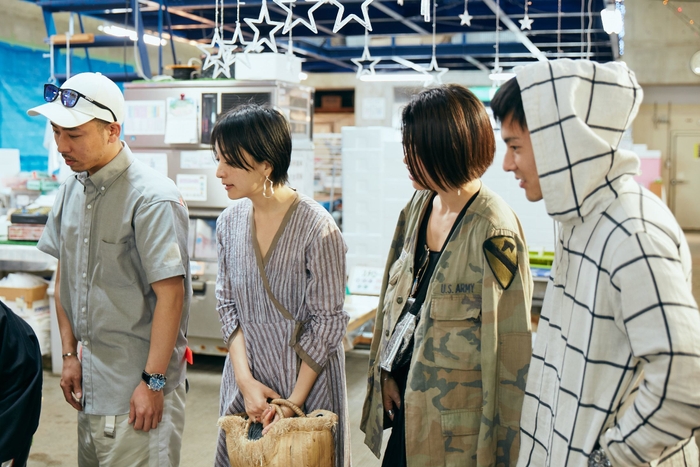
[214,194,351,467]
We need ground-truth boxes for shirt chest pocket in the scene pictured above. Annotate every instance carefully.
[98,239,139,288]
[427,293,482,370]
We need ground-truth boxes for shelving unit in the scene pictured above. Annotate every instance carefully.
[37,0,178,81]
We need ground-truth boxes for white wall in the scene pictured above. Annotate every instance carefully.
[482,132,555,252]
[342,125,556,275]
[341,127,414,271]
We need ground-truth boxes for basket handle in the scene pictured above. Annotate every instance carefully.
[270,398,306,418]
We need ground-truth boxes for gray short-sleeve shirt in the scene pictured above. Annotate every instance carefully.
[38,143,191,416]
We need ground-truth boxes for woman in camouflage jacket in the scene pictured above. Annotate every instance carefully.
[361,84,533,467]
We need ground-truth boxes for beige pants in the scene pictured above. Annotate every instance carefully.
[77,382,186,467]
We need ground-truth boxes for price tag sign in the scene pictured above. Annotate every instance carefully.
[347,266,384,296]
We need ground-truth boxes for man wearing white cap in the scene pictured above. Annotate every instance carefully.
[28,72,191,466]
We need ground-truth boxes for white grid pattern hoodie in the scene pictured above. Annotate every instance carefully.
[515,60,700,467]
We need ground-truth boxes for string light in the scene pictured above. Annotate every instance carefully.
[661,0,700,35]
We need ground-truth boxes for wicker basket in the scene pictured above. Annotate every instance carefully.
[218,399,337,467]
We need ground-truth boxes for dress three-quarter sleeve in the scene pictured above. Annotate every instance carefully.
[294,219,349,374]
[216,213,239,346]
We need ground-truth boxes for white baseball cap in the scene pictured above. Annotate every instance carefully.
[27,72,125,128]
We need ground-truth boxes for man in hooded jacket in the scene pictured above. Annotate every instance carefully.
[491,59,700,467]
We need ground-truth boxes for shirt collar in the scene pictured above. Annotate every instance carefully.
[75,143,134,193]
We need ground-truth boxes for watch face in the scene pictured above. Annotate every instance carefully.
[148,374,166,391]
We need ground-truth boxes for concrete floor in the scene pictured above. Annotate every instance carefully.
[28,349,383,467]
[26,232,700,467]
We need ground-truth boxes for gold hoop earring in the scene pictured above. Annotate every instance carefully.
[262,175,275,199]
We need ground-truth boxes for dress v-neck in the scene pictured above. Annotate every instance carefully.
[250,193,301,268]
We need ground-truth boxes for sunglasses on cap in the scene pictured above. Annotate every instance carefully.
[43,83,117,123]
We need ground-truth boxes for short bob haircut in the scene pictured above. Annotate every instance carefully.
[489,76,527,130]
[402,84,495,192]
[211,104,292,186]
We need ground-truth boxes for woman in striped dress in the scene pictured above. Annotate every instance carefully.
[212,104,350,467]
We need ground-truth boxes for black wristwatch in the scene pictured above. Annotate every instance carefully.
[142,371,167,391]
[588,448,612,467]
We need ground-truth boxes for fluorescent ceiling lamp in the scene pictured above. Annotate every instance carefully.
[98,25,167,46]
[600,5,623,34]
[489,71,516,81]
[360,73,426,82]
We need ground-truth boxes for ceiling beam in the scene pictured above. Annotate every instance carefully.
[463,55,490,72]
[480,0,548,61]
[370,1,430,35]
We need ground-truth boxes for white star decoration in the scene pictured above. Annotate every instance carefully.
[422,55,448,86]
[245,0,285,53]
[519,14,533,30]
[274,0,321,34]
[333,0,374,33]
[351,45,380,78]
[222,20,251,69]
[459,9,473,26]
[197,28,232,78]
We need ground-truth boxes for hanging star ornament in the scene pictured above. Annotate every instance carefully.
[459,10,473,26]
[274,0,321,34]
[519,14,533,30]
[351,45,380,78]
[333,0,374,33]
[422,55,448,87]
[245,0,285,53]
[221,20,251,69]
[459,0,472,26]
[519,0,533,30]
[197,28,231,78]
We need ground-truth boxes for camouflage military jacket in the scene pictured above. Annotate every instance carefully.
[361,186,533,467]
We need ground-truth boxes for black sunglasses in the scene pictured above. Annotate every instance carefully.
[44,83,117,123]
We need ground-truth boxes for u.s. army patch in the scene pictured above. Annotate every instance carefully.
[482,236,518,289]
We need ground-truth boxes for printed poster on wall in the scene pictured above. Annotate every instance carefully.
[176,174,207,201]
[124,101,166,135]
[164,97,199,144]
[133,153,168,176]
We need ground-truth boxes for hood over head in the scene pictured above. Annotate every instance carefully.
[515,59,643,224]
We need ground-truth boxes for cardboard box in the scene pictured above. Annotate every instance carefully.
[321,95,342,110]
[0,284,48,305]
[8,223,45,241]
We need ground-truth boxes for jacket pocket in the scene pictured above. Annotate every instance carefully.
[441,408,480,466]
[98,239,139,288]
[428,293,482,370]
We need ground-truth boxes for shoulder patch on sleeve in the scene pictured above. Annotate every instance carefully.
[483,236,518,289]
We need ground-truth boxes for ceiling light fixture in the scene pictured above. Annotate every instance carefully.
[98,25,166,46]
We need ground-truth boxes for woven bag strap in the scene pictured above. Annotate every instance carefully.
[270,398,306,418]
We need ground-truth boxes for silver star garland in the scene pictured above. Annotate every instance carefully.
[519,0,533,30]
[423,0,448,86]
[459,0,472,26]
[197,0,232,79]
[351,29,379,79]
[223,0,251,70]
[244,0,284,54]
[333,0,374,33]
[275,0,320,34]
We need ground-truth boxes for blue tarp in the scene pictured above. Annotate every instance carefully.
[0,42,133,172]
